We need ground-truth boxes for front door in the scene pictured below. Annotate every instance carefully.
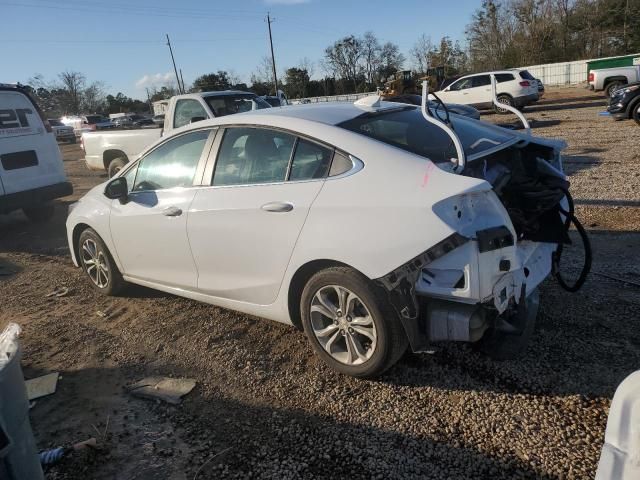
[109,129,212,289]
[188,127,333,305]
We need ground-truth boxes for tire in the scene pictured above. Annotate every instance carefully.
[77,228,126,296]
[300,266,408,378]
[22,203,55,223]
[605,82,624,98]
[633,102,640,126]
[494,94,513,114]
[108,157,127,178]
[476,289,539,360]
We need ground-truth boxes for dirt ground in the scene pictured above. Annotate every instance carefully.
[1,87,639,479]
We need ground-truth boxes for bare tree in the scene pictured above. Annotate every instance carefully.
[410,34,435,74]
[361,31,382,85]
[324,35,364,91]
[82,82,106,113]
[58,71,86,114]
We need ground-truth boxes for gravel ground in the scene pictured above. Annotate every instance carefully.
[0,87,639,479]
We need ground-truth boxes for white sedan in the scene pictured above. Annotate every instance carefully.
[67,99,578,377]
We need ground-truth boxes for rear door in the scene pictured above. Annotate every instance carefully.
[187,127,333,305]
[468,75,492,107]
[0,89,65,194]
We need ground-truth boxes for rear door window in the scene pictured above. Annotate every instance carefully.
[212,127,295,186]
[472,75,491,87]
[289,139,333,181]
[495,73,515,83]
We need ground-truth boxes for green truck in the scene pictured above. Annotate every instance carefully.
[587,54,640,97]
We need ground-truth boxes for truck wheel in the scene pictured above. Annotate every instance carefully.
[108,157,127,178]
[494,95,513,114]
[78,228,126,296]
[476,289,539,360]
[300,266,408,378]
[23,203,55,223]
[633,102,640,126]
[605,82,624,98]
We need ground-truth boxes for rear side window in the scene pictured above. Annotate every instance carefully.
[132,130,209,191]
[519,70,535,80]
[213,127,295,186]
[289,139,333,181]
[495,73,515,83]
[174,99,208,129]
[472,75,491,87]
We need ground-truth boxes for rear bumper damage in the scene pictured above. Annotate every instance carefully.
[375,229,553,352]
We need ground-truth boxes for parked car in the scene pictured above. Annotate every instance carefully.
[261,90,289,107]
[607,82,640,124]
[589,65,640,97]
[435,69,539,112]
[0,84,72,222]
[48,119,76,143]
[384,94,481,119]
[133,117,155,127]
[61,115,113,137]
[152,114,165,126]
[81,90,271,177]
[509,68,544,97]
[67,99,577,378]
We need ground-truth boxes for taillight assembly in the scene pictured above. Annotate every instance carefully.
[588,72,594,82]
[519,81,530,87]
[80,136,84,151]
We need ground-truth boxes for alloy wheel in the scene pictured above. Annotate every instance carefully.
[309,285,377,365]
[81,238,110,288]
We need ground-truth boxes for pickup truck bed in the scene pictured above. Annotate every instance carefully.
[83,127,161,175]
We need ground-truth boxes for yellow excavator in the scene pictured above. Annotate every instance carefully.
[380,68,445,98]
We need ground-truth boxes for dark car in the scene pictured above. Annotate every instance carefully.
[608,82,640,124]
[133,117,155,127]
[384,94,481,120]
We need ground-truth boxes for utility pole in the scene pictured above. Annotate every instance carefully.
[180,69,186,93]
[166,34,183,94]
[146,87,152,114]
[266,13,279,96]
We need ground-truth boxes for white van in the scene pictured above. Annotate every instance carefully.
[0,84,72,222]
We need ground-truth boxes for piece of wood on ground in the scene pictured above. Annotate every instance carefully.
[25,372,59,400]
[126,377,196,405]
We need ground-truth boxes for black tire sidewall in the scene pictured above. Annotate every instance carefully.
[300,268,396,377]
[108,158,127,178]
[606,83,622,97]
[633,103,640,126]
[495,95,512,113]
[78,228,120,295]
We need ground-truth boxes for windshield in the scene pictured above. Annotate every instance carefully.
[338,106,516,163]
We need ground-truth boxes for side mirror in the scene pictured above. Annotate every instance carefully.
[190,116,206,124]
[104,177,128,202]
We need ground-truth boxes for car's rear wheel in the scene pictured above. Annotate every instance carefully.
[23,203,55,223]
[300,267,407,378]
[494,94,513,114]
[78,228,126,295]
[108,157,127,178]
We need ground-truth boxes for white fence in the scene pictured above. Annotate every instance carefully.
[300,92,377,104]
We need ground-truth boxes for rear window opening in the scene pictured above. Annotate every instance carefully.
[519,70,536,80]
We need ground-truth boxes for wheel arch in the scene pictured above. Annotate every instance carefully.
[626,96,640,118]
[287,259,364,330]
[103,150,128,171]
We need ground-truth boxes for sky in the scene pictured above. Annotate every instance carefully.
[2,0,481,99]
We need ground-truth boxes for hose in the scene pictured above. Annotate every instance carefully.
[552,188,592,292]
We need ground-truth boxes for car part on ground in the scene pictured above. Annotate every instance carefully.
[67,93,589,377]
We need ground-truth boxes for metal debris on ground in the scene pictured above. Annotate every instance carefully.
[25,372,59,401]
[95,310,108,318]
[45,286,70,298]
[127,376,196,405]
[39,437,97,466]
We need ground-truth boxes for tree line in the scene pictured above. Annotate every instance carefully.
[23,0,639,115]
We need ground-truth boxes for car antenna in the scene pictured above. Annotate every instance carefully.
[420,81,465,173]
[490,73,531,135]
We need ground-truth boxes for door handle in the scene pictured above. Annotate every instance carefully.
[261,202,294,213]
[163,206,183,217]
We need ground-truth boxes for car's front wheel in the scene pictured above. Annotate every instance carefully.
[633,102,640,126]
[300,267,407,378]
[494,94,514,114]
[78,228,126,295]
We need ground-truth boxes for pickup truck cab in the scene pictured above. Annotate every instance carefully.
[589,65,640,97]
[0,84,73,222]
[83,91,271,177]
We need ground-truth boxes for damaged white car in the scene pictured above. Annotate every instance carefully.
[66,84,589,378]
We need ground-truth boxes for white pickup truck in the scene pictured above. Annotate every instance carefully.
[588,65,640,97]
[82,90,272,177]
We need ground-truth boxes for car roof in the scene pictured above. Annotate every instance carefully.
[199,90,257,98]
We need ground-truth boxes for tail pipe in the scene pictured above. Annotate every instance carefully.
[420,81,465,173]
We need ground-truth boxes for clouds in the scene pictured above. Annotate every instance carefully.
[135,72,174,89]
[263,0,310,4]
